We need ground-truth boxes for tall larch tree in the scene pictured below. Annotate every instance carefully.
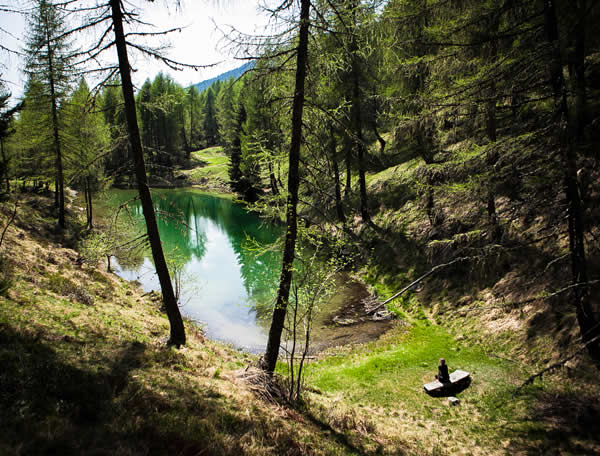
[108,0,186,346]
[24,0,73,228]
[262,0,311,374]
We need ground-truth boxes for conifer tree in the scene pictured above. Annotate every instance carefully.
[202,87,219,146]
[63,79,109,229]
[0,87,22,193]
[108,0,186,346]
[262,0,311,374]
[24,0,73,228]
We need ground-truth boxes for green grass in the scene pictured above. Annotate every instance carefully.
[186,147,230,184]
[303,320,600,454]
[309,323,519,406]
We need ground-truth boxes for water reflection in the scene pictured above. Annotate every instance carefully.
[106,189,282,351]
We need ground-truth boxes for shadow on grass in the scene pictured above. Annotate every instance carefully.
[303,407,401,456]
[0,324,311,455]
[424,377,472,398]
[185,157,209,170]
[507,389,600,455]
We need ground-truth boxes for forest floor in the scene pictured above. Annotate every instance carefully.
[1,194,599,455]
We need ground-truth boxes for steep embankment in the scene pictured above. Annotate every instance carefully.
[0,194,360,456]
[296,139,600,454]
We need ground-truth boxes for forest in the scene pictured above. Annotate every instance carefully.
[1,0,600,454]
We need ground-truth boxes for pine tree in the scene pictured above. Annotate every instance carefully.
[202,87,219,146]
[187,85,201,157]
[24,0,73,228]
[109,0,186,346]
[0,87,22,193]
[262,0,311,374]
[63,79,109,229]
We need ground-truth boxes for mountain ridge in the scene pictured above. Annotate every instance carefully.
[192,61,253,92]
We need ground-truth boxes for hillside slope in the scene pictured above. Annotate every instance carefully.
[0,194,362,456]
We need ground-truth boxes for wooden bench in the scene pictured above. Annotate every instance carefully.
[423,370,471,396]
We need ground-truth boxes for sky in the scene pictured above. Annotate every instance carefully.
[0,0,272,99]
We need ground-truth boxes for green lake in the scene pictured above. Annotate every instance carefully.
[104,189,282,352]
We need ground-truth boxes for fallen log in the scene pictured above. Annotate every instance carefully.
[367,257,470,315]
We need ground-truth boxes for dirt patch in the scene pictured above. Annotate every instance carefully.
[310,275,397,353]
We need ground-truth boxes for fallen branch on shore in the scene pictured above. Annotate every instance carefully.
[366,257,470,314]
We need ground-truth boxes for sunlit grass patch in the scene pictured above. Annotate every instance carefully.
[187,147,231,185]
[305,322,541,454]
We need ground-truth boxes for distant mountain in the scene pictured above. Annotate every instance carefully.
[192,62,254,92]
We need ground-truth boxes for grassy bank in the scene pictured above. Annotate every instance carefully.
[304,317,600,455]
[0,194,355,456]
[2,189,599,455]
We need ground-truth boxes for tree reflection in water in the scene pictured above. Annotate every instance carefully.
[106,189,282,352]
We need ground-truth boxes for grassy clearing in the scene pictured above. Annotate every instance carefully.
[184,147,231,192]
[303,314,600,455]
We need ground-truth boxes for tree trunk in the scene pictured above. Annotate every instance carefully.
[262,0,310,374]
[329,125,345,224]
[189,89,195,160]
[0,138,9,193]
[181,125,189,157]
[373,122,386,155]
[110,0,186,346]
[353,96,370,224]
[46,33,65,228]
[486,12,500,238]
[573,0,587,139]
[346,0,370,223]
[84,179,90,226]
[268,160,279,195]
[543,0,599,364]
[86,177,93,229]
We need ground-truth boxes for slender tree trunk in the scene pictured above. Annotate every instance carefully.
[349,2,370,224]
[344,136,352,199]
[373,122,386,155]
[486,13,500,238]
[0,139,9,193]
[86,177,93,229]
[189,89,195,160]
[181,125,189,156]
[268,160,279,195]
[353,96,370,224]
[84,179,90,226]
[543,0,599,364]
[329,125,345,224]
[46,34,65,228]
[110,0,185,346]
[262,0,310,374]
[573,0,587,139]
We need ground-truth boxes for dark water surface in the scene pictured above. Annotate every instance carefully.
[105,189,282,352]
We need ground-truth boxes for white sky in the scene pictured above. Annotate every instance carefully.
[0,0,272,99]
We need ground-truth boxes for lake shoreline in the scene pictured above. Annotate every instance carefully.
[100,187,394,355]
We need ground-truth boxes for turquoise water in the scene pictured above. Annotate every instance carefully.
[105,189,282,351]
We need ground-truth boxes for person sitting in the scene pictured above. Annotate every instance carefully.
[435,358,450,383]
